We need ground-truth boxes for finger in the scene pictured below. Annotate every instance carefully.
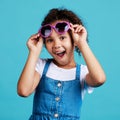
[70,23,83,32]
[37,38,43,47]
[70,23,78,31]
[72,24,82,29]
[78,26,87,34]
[76,26,83,33]
[38,35,43,42]
[70,23,79,34]
[70,23,75,32]
[29,33,40,40]
[75,25,83,33]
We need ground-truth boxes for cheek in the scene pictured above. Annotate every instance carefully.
[65,40,74,50]
[65,34,73,48]
[45,44,52,53]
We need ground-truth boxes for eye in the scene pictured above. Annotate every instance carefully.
[59,36,66,40]
[46,38,53,43]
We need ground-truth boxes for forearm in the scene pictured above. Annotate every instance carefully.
[17,52,39,96]
[70,24,106,86]
[78,42,106,86]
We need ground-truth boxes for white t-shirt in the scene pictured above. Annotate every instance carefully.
[35,58,93,99]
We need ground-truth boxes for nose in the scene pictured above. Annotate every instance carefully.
[54,40,61,49]
[50,29,61,49]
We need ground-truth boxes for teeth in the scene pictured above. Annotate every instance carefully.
[56,52,62,54]
[56,51,65,54]
[55,51,65,57]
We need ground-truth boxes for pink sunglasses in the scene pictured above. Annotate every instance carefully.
[38,21,70,38]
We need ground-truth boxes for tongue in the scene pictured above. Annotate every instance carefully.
[57,52,65,57]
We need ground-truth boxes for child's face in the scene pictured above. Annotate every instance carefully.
[45,21,75,67]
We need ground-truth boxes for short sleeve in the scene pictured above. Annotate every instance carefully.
[35,58,46,76]
[80,65,94,99]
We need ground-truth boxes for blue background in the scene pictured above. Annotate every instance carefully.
[0,0,120,119]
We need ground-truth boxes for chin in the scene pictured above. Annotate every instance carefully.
[53,59,67,66]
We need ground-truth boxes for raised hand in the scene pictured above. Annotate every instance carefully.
[27,33,43,56]
[70,23,87,50]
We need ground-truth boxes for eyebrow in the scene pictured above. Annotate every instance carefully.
[45,36,52,39]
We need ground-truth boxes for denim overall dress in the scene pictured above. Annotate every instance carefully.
[29,59,83,120]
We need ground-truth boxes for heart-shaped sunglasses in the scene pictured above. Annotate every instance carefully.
[38,21,70,38]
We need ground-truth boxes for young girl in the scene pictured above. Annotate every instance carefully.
[17,8,106,120]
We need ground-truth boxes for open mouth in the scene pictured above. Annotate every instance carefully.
[56,51,66,57]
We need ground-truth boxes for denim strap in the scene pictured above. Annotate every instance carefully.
[42,59,52,76]
[76,64,81,81]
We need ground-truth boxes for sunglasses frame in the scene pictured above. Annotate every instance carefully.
[38,21,70,38]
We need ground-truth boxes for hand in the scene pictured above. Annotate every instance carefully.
[70,23,87,48]
[27,33,43,55]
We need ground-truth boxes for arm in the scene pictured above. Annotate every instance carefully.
[17,33,43,97]
[70,24,106,87]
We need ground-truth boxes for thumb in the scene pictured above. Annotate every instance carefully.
[37,36,43,47]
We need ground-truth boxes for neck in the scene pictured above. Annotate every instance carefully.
[53,59,76,69]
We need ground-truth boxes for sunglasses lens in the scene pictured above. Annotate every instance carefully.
[41,25,51,37]
[56,22,69,33]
